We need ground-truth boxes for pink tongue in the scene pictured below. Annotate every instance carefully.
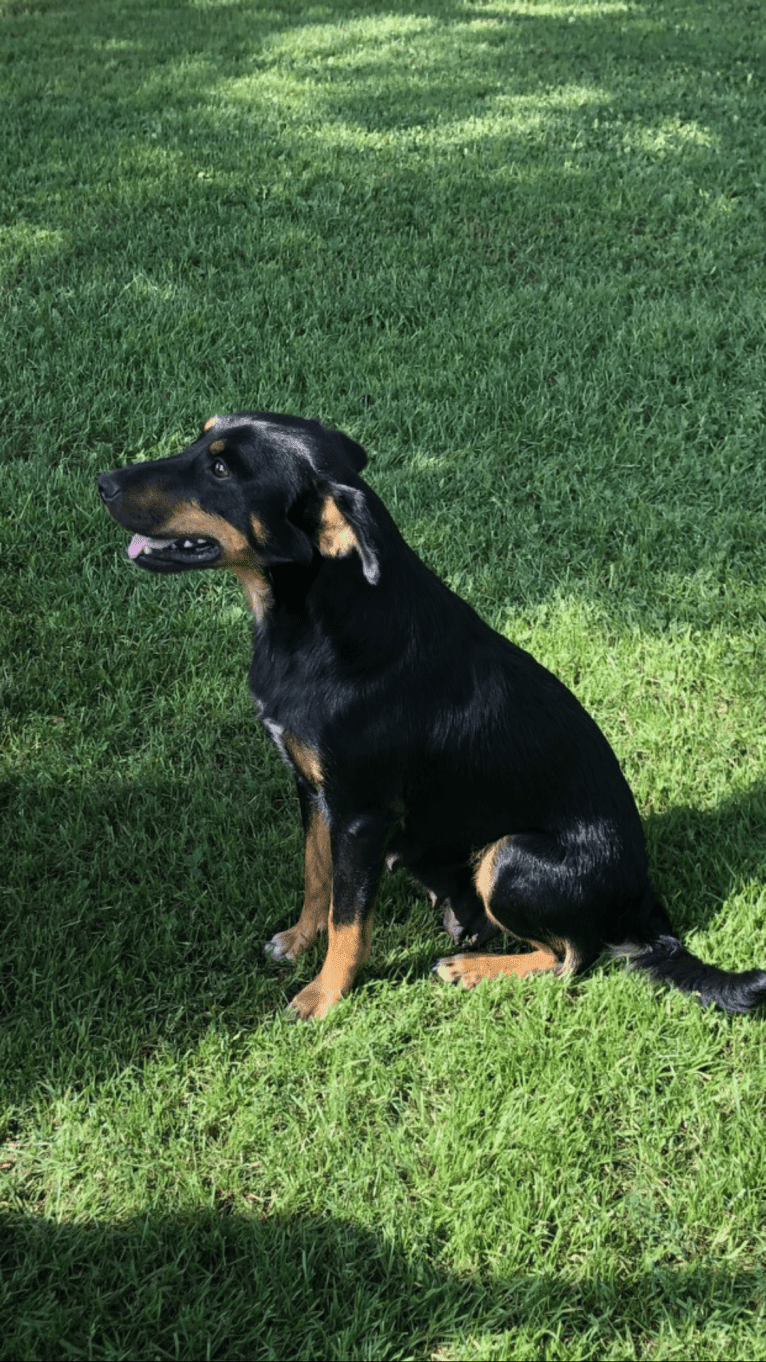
[127,534,153,560]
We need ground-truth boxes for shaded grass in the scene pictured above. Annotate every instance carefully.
[3,0,766,1357]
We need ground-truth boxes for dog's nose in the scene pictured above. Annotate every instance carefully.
[98,472,121,503]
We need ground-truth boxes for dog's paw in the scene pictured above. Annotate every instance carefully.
[287,977,344,1020]
[441,901,462,943]
[264,926,308,962]
[433,955,486,988]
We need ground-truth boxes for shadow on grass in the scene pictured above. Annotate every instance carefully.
[645,782,766,936]
[2,1204,764,1360]
[9,0,763,278]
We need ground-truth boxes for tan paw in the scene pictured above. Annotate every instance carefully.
[263,925,315,962]
[433,955,489,988]
[288,977,344,1020]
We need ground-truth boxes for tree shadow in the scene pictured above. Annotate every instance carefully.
[2,1204,765,1359]
[6,0,765,633]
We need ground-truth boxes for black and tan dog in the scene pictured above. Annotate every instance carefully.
[99,413,766,1019]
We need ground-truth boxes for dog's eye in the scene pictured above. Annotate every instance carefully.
[212,458,230,479]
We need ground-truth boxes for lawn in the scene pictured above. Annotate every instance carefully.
[2,0,766,1357]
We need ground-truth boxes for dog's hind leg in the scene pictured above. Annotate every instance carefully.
[434,833,599,989]
[434,945,561,986]
[264,782,331,962]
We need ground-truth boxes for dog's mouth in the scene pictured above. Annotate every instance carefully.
[127,533,222,571]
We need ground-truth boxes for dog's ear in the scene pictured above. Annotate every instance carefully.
[332,430,368,474]
[307,419,368,474]
[315,483,380,585]
[253,484,379,583]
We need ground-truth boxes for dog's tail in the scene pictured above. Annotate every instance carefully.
[628,934,766,1013]
[615,892,766,1012]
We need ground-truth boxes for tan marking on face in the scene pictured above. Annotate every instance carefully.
[231,564,273,625]
[434,946,559,988]
[119,480,176,525]
[203,416,219,432]
[288,911,374,1019]
[263,805,331,962]
[209,438,226,454]
[283,733,323,788]
[317,495,359,560]
[156,499,252,566]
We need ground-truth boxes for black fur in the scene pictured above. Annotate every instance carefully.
[98,413,766,1018]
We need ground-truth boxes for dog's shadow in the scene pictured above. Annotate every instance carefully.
[643,780,766,937]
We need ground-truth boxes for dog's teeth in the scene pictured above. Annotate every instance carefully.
[183,540,194,548]
[196,538,207,544]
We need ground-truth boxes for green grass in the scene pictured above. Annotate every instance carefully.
[3,0,766,1356]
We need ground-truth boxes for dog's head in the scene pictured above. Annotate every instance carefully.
[98,412,380,587]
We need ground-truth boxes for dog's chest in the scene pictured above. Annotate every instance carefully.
[261,715,324,791]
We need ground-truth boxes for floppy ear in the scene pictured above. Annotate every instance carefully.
[253,482,380,582]
[332,430,368,474]
[316,484,380,585]
[306,419,368,474]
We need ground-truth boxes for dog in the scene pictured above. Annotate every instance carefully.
[98,412,766,1018]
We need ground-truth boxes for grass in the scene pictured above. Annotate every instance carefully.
[2,0,766,1356]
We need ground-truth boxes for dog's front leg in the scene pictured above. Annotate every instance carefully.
[288,812,387,1020]
[264,781,331,963]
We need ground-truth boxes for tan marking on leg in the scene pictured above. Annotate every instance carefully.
[209,438,226,454]
[231,564,273,624]
[317,495,359,560]
[289,911,374,1019]
[250,512,269,545]
[561,941,582,975]
[434,946,559,989]
[474,840,502,909]
[283,733,323,788]
[264,805,331,962]
[203,415,219,432]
